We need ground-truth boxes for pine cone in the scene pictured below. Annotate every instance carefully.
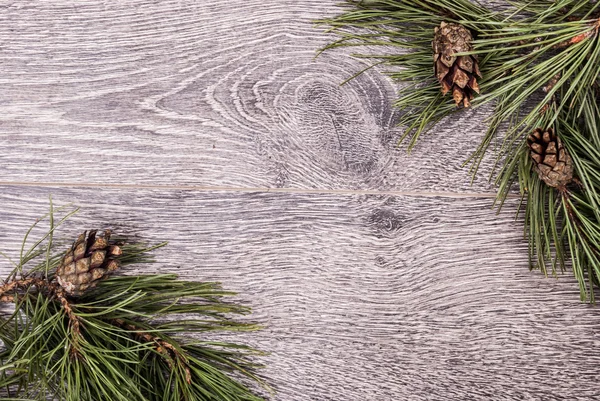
[527,128,574,188]
[433,22,481,108]
[56,230,122,296]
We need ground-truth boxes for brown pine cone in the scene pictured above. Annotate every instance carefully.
[56,230,122,296]
[433,22,481,108]
[527,128,574,189]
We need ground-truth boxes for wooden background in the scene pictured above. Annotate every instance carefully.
[2,1,600,400]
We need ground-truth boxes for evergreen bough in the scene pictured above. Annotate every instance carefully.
[0,202,270,400]
[320,0,600,301]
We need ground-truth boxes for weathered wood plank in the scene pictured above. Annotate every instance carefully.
[0,0,496,193]
[1,186,598,400]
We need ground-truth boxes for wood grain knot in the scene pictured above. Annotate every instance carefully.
[366,207,405,237]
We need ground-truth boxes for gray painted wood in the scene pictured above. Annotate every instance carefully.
[1,188,599,401]
[0,0,497,193]
[1,1,598,400]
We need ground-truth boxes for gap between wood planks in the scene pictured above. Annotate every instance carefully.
[0,181,517,199]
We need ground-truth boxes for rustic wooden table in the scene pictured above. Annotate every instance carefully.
[1,1,599,400]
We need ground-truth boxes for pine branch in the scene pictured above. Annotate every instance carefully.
[110,318,193,385]
[0,204,270,400]
[317,0,503,149]
[320,0,600,300]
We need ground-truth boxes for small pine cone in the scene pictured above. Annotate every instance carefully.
[433,22,481,108]
[56,230,122,296]
[527,128,574,188]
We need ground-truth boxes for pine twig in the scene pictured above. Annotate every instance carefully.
[51,284,83,359]
[111,318,193,385]
[0,277,39,297]
[0,277,84,358]
[554,17,600,48]
[543,73,562,94]
[0,295,15,302]
[0,205,268,400]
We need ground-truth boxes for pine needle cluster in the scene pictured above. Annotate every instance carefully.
[0,203,269,400]
[320,0,600,300]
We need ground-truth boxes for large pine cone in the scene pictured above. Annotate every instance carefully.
[527,128,574,188]
[433,22,481,108]
[56,230,122,296]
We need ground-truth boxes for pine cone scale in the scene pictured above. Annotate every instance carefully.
[451,66,469,88]
[457,56,473,73]
[74,243,86,260]
[90,251,106,268]
[92,269,106,280]
[75,259,89,274]
[63,263,75,275]
[436,62,449,82]
[106,260,119,271]
[90,237,108,251]
[109,246,123,257]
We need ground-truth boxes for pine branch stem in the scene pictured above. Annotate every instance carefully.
[543,73,562,93]
[51,283,83,358]
[0,277,39,298]
[110,318,192,384]
[0,277,83,358]
[554,18,600,49]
